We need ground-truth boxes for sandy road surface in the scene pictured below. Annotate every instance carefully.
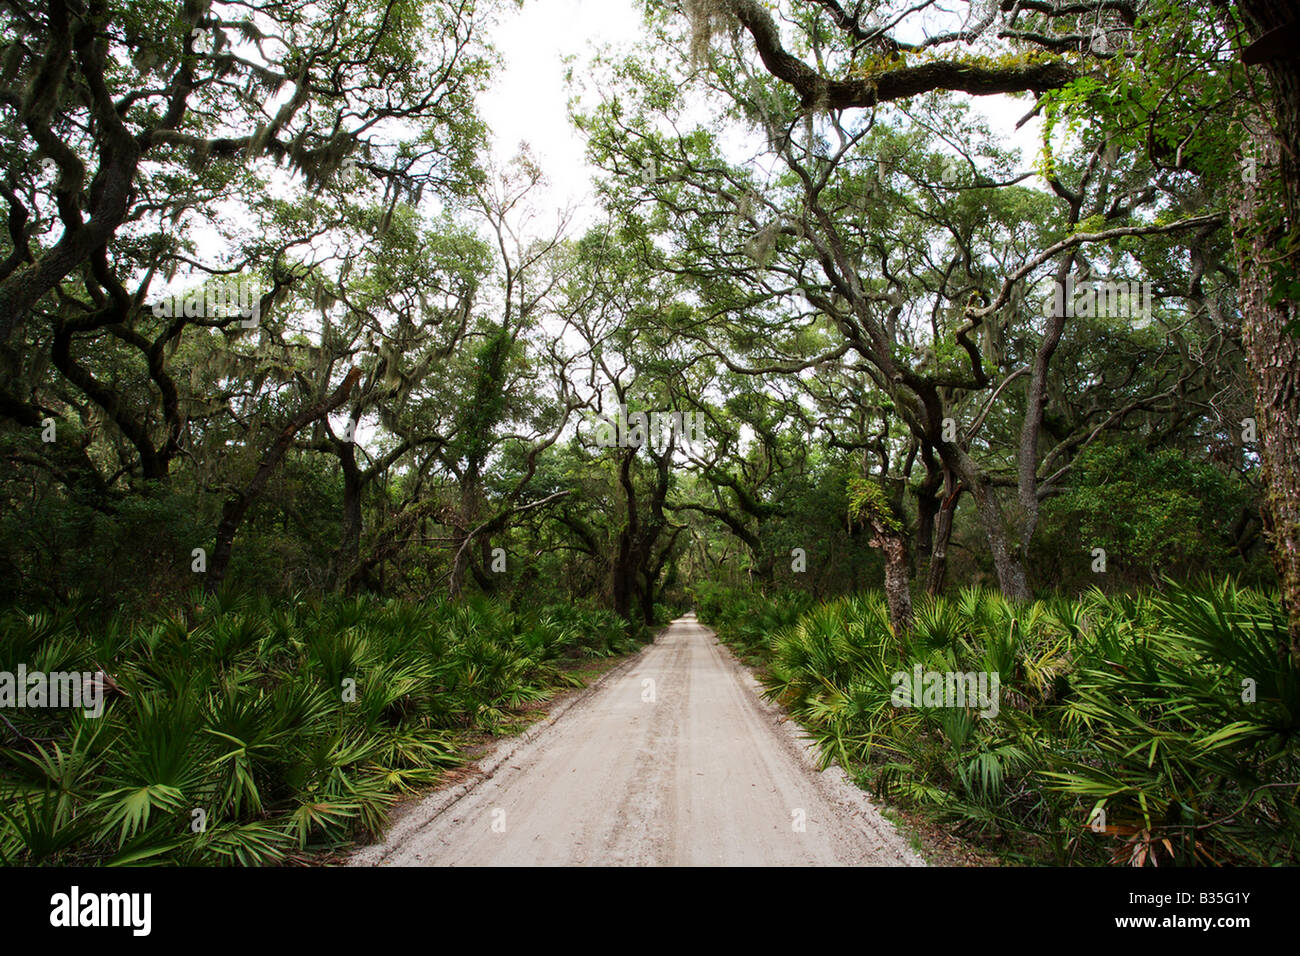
[349,614,923,866]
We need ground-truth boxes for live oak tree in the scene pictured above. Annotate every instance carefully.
[671,0,1299,652]
[556,224,699,623]
[0,0,497,591]
[305,211,491,593]
[580,4,1228,601]
[0,0,1282,634]
[668,371,801,585]
[435,151,584,599]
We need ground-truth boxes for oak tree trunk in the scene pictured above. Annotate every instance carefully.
[872,530,914,636]
[1217,0,1300,660]
[1228,118,1300,661]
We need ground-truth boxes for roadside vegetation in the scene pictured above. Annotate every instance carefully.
[0,594,650,865]
[697,580,1300,866]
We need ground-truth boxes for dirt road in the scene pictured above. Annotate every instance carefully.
[350,614,923,866]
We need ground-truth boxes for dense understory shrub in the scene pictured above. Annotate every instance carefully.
[0,592,647,865]
[701,580,1299,865]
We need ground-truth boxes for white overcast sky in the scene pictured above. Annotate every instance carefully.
[479,0,647,217]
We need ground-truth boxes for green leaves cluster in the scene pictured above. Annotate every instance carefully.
[703,580,1299,865]
[846,476,903,535]
[0,593,640,865]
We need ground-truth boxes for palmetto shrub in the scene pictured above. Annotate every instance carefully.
[692,581,811,664]
[702,581,1299,865]
[0,593,644,865]
[1043,582,1299,865]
